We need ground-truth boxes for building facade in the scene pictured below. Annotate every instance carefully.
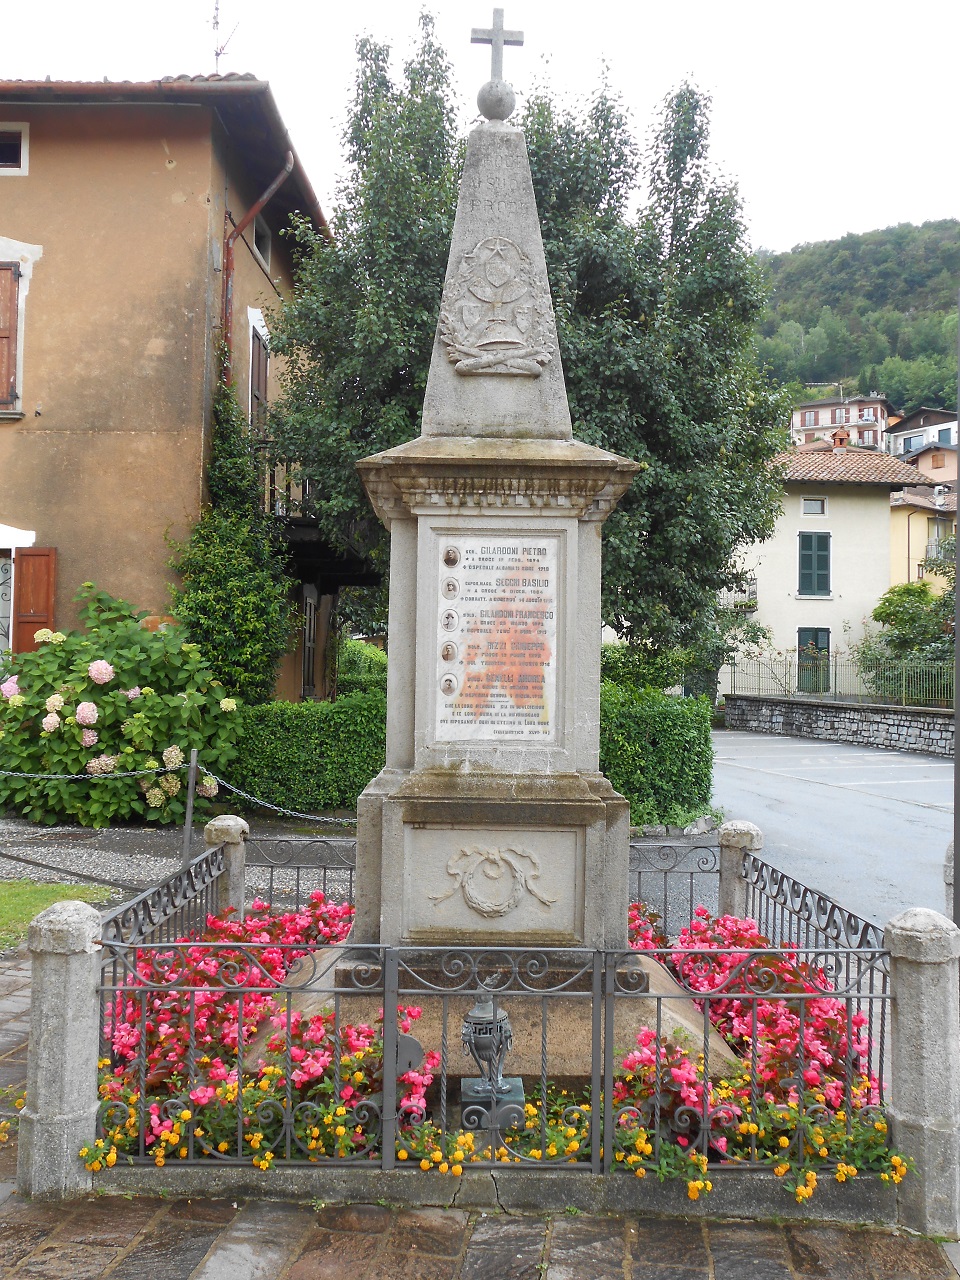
[789,396,895,450]
[0,77,357,698]
[740,447,922,661]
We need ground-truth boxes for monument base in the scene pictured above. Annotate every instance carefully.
[356,768,630,949]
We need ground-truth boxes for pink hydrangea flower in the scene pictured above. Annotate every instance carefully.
[76,701,99,726]
[124,687,141,700]
[41,712,61,733]
[81,728,99,747]
[0,675,19,699]
[87,660,115,685]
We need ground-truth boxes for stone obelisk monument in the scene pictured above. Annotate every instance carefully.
[354,11,639,949]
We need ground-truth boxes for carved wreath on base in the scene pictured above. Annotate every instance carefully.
[439,236,556,377]
[430,845,557,919]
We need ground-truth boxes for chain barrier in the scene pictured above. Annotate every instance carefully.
[208,775,356,828]
[0,763,354,828]
[0,765,188,781]
[0,847,143,893]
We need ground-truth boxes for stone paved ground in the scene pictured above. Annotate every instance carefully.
[0,1194,958,1280]
[1,953,959,1280]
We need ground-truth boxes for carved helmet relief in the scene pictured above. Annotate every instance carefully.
[439,236,556,377]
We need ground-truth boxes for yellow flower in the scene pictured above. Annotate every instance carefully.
[179,1109,192,1121]
[451,1164,463,1176]
[178,1147,188,1159]
[397,1149,409,1161]
[634,1167,646,1179]
[774,1163,789,1177]
[105,1150,117,1168]
[218,1141,229,1153]
[335,1126,346,1138]
[778,1136,790,1149]
[335,1106,347,1117]
[439,1162,449,1174]
[431,1150,443,1163]
[420,1159,431,1171]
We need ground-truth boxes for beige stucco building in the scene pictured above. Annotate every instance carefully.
[0,76,359,698]
[890,489,957,588]
[740,446,922,661]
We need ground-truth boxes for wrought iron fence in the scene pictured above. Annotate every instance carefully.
[628,841,719,938]
[245,836,356,909]
[721,657,953,708]
[100,843,226,947]
[95,939,890,1179]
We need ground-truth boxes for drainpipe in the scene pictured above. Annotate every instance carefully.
[222,151,294,379]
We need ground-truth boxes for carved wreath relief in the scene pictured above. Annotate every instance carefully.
[430,845,557,919]
[439,237,556,377]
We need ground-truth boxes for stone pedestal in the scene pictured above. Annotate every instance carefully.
[355,438,636,949]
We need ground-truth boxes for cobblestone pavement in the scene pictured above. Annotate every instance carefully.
[2,958,959,1280]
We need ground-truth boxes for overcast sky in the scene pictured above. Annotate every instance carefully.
[9,0,958,253]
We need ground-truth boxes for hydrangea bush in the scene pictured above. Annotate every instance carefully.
[0,585,241,826]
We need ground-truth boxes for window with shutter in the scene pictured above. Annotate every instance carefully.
[0,263,19,407]
[250,326,268,435]
[12,546,56,652]
[798,532,830,595]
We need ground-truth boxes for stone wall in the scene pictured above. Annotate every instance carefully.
[724,694,954,757]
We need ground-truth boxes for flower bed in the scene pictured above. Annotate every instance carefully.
[85,898,907,1203]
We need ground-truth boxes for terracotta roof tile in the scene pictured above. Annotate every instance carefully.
[776,448,922,486]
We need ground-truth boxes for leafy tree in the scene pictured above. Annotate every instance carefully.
[269,22,789,648]
[170,379,297,702]
[859,540,954,664]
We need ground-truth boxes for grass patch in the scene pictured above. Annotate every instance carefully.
[0,880,112,950]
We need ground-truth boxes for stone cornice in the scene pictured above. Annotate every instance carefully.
[357,436,641,524]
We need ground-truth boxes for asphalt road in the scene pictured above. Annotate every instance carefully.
[711,729,955,929]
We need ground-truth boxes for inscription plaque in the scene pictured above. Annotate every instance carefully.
[435,535,558,741]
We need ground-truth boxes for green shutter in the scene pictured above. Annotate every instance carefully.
[799,532,830,595]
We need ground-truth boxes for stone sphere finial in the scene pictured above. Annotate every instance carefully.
[478,78,516,121]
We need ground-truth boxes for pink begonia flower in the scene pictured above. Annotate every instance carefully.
[41,712,61,733]
[81,728,99,747]
[87,660,115,685]
[76,701,99,726]
[0,675,19,699]
[124,687,141,700]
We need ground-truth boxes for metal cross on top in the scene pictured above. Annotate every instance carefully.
[471,9,524,82]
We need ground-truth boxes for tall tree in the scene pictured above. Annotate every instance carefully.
[269,24,789,647]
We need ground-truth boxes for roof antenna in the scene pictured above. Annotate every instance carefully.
[212,0,240,73]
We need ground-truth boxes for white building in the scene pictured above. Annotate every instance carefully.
[739,446,922,662]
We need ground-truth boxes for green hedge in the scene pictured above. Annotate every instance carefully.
[229,682,713,825]
[598,683,713,826]
[231,692,386,813]
[337,638,388,697]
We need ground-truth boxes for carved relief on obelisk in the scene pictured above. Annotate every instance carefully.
[439,236,557,376]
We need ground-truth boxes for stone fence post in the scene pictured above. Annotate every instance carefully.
[944,840,954,921]
[885,907,960,1238]
[205,814,249,917]
[717,821,762,920]
[17,901,101,1200]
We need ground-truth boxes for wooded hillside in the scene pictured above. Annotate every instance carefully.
[755,220,959,411]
